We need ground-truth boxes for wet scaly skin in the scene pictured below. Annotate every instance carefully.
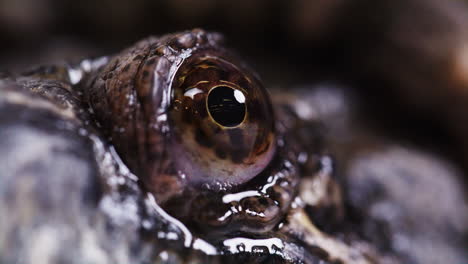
[80,30,299,237]
[2,29,456,263]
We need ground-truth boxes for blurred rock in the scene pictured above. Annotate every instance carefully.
[0,82,105,263]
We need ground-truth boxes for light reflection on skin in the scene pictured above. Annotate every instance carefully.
[222,237,285,255]
[222,190,261,204]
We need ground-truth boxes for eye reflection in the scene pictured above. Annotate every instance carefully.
[207,85,246,128]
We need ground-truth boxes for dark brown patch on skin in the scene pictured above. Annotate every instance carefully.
[215,147,227,160]
[142,70,150,79]
[182,110,193,124]
[122,64,131,72]
[190,194,232,227]
[198,108,208,119]
[195,128,213,148]
[307,246,331,262]
[146,58,156,66]
[133,55,143,61]
[258,197,270,206]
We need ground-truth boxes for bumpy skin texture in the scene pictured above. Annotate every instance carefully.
[80,30,301,238]
[0,29,467,264]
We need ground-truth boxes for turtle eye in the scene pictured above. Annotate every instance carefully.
[169,53,276,186]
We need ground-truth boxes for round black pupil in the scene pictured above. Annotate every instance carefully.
[207,86,246,127]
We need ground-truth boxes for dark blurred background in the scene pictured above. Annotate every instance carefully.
[1,0,467,82]
[0,0,355,83]
[2,0,468,179]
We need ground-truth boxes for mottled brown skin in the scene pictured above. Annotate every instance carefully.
[1,29,405,263]
[3,3,468,259]
[82,29,298,237]
[0,29,403,263]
